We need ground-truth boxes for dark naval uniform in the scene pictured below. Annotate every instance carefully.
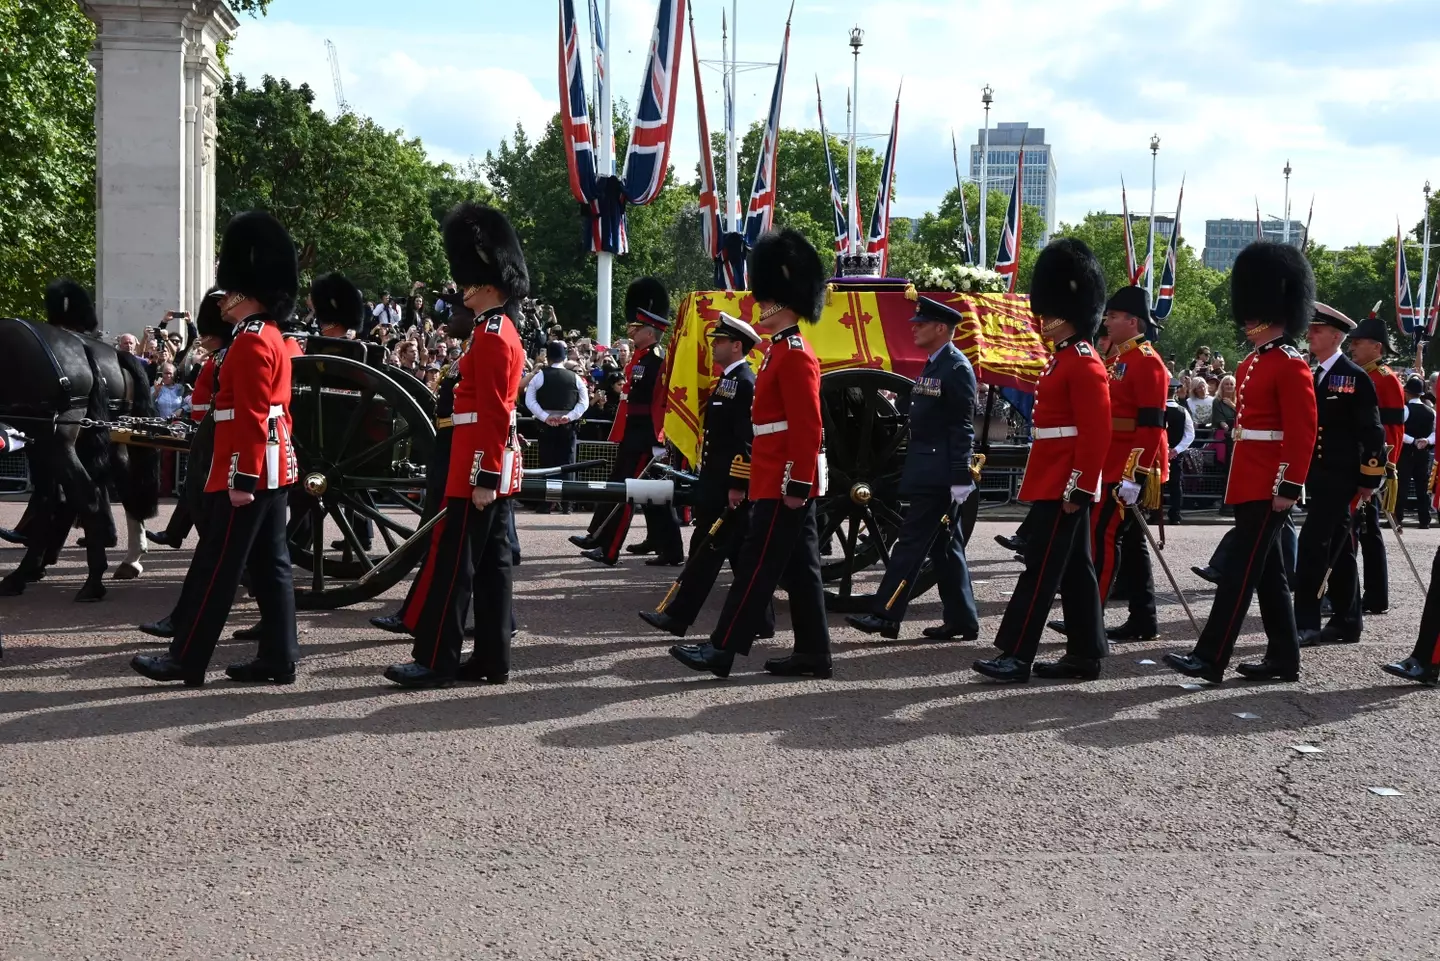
[848,297,979,640]
[1294,306,1386,646]
[1397,381,1435,528]
[643,315,774,637]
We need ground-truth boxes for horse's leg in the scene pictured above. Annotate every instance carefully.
[114,509,147,579]
[0,509,60,595]
[73,507,109,601]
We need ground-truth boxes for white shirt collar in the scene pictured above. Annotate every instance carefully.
[1315,351,1342,377]
[722,358,748,376]
[548,361,567,369]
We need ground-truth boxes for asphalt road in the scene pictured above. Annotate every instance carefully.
[1,501,1437,960]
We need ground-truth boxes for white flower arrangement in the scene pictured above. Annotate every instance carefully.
[912,263,1009,294]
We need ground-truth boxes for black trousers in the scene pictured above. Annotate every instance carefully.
[1396,447,1432,526]
[994,499,1105,663]
[161,498,194,544]
[1165,455,1186,522]
[660,501,775,635]
[872,491,979,632]
[167,489,298,671]
[709,499,831,662]
[1210,512,1299,588]
[1407,546,1440,665]
[588,441,683,562]
[537,424,578,511]
[1193,501,1298,670]
[411,496,514,678]
[1355,497,1388,612]
[1294,489,1361,634]
[1091,487,1158,629]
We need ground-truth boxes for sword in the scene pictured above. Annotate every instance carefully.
[885,498,963,613]
[1380,502,1428,592]
[1128,502,1201,638]
[655,506,734,612]
[1316,506,1359,600]
[357,507,446,586]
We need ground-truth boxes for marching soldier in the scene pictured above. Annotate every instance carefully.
[370,299,478,636]
[309,272,366,341]
[1396,375,1435,529]
[1049,285,1170,643]
[638,313,775,639]
[668,228,833,680]
[973,238,1112,683]
[573,277,684,566]
[845,297,980,641]
[1346,309,1405,616]
[1294,304,1386,647]
[1163,242,1318,684]
[384,203,527,688]
[1381,548,1440,686]
[131,211,301,687]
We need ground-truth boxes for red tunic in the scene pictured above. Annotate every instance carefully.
[282,334,305,360]
[1102,336,1170,483]
[606,343,667,444]
[1019,338,1112,502]
[206,315,297,493]
[1364,361,1406,464]
[749,326,823,500]
[446,307,525,499]
[189,356,215,424]
[1225,339,1317,504]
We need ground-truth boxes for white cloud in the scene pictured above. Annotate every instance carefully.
[227,1,1440,251]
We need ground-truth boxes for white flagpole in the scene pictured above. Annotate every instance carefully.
[979,85,992,269]
[725,4,739,233]
[848,27,863,252]
[596,0,614,347]
[1147,134,1159,304]
[1421,181,1433,339]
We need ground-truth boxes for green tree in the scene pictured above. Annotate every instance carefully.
[908,183,1045,287]
[216,75,457,296]
[0,0,96,318]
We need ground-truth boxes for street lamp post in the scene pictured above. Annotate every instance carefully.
[847,26,863,251]
[1282,160,1293,244]
[596,0,614,347]
[1147,134,1160,304]
[978,85,993,270]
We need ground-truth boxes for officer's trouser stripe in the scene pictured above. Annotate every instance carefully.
[1093,495,1125,605]
[425,505,471,670]
[175,509,237,659]
[1010,505,1065,658]
[402,514,447,633]
[716,502,781,651]
[604,456,649,560]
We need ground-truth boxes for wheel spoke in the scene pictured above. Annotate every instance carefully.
[309,502,325,592]
[340,493,416,539]
[862,506,892,566]
[327,502,374,572]
[331,388,376,463]
[331,424,413,477]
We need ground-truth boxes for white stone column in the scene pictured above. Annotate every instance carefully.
[82,0,237,339]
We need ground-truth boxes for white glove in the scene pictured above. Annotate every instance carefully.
[651,446,668,461]
[1117,479,1142,506]
[950,483,975,505]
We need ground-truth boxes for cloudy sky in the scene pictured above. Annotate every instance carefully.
[228,0,1440,249]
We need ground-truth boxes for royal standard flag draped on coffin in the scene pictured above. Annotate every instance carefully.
[659,287,1049,465]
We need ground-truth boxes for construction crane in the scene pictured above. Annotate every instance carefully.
[325,39,349,115]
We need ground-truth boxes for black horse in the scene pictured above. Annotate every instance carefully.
[0,317,160,600]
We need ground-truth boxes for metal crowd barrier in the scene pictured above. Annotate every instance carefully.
[0,451,29,493]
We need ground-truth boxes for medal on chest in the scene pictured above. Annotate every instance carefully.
[1329,374,1355,394]
[1112,363,1127,382]
[715,378,737,399]
[914,376,943,397]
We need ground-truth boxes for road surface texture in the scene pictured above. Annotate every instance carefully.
[2,499,1437,960]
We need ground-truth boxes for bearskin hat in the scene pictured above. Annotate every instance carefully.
[1230,241,1314,339]
[310,272,365,332]
[442,203,529,298]
[44,278,98,333]
[1029,238,1107,338]
[195,287,229,342]
[748,228,826,323]
[624,277,670,326]
[215,211,300,322]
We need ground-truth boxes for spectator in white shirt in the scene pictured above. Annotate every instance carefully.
[525,341,591,513]
[1166,380,1196,524]
[372,291,401,329]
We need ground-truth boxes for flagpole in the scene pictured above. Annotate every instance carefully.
[848,26,863,251]
[1421,181,1433,373]
[596,0,614,347]
[725,2,739,233]
[1147,134,1159,305]
[979,85,993,269]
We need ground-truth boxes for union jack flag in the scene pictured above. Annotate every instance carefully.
[993,148,1023,292]
[1152,179,1184,321]
[865,92,901,276]
[743,13,790,246]
[1398,222,1422,334]
[818,79,848,255]
[1138,206,1154,294]
[587,0,612,162]
[951,132,974,266]
[1121,178,1140,285]
[558,0,597,207]
[689,9,720,264]
[1428,260,1440,336]
[620,0,688,207]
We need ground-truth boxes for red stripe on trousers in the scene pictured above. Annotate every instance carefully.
[716,502,782,651]
[402,513,447,632]
[176,508,237,659]
[426,505,471,670]
[1092,498,1125,605]
[604,456,649,560]
[1010,506,1066,657]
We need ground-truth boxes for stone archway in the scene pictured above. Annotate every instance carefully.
[80,0,239,337]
